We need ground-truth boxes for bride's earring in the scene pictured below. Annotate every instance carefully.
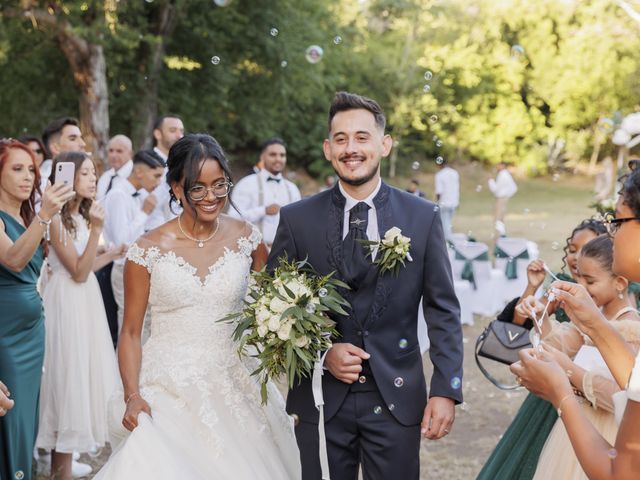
[618,290,625,300]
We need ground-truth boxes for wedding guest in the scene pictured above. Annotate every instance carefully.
[518,235,640,479]
[17,136,46,168]
[435,158,459,239]
[36,152,121,480]
[97,135,134,200]
[478,218,606,480]
[103,150,164,333]
[96,135,134,345]
[146,114,185,230]
[40,117,87,192]
[0,139,73,480]
[0,380,14,416]
[406,178,426,198]
[488,161,517,236]
[319,173,335,192]
[512,168,640,479]
[229,138,301,247]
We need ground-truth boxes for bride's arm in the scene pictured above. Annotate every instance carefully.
[251,242,269,271]
[119,259,152,431]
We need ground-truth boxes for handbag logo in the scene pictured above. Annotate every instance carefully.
[507,330,520,343]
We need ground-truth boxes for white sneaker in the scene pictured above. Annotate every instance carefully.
[72,460,93,478]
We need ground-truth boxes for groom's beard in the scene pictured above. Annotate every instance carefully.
[335,155,379,186]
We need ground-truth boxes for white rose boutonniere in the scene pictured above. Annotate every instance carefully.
[362,227,413,275]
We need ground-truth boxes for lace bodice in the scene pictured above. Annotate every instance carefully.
[123,224,293,453]
[47,214,90,275]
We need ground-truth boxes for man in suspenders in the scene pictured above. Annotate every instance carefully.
[229,138,301,247]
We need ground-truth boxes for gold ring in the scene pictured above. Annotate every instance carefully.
[516,376,523,385]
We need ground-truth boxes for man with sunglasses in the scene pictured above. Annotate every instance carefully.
[229,138,301,247]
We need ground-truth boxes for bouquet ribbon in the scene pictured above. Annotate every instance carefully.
[312,350,331,480]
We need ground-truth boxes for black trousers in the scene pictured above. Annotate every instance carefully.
[95,262,118,348]
[295,389,421,480]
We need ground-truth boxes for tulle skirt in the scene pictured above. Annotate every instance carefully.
[533,399,617,480]
[36,270,120,453]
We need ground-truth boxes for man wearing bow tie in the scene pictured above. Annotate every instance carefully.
[230,138,301,246]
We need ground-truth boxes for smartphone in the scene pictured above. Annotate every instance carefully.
[54,162,75,187]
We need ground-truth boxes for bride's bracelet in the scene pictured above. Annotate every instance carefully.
[126,392,141,404]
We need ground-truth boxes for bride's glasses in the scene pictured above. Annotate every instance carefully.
[188,181,233,201]
[603,213,640,236]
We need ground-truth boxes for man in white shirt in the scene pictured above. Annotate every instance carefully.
[97,135,134,200]
[229,138,301,246]
[103,150,164,332]
[488,162,518,236]
[40,117,87,190]
[435,159,460,239]
[146,114,185,230]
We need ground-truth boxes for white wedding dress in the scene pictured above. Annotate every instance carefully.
[94,224,301,479]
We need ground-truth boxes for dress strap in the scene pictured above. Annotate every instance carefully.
[612,306,638,321]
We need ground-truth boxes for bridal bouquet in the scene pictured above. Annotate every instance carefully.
[221,258,349,403]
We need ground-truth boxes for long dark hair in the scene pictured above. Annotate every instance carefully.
[0,139,42,227]
[49,151,93,238]
[560,218,607,273]
[166,134,235,216]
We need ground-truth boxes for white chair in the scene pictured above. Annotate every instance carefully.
[494,237,539,302]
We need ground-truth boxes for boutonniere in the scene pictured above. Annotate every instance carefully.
[362,227,413,275]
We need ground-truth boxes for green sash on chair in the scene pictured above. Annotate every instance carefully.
[494,246,529,279]
[454,249,489,289]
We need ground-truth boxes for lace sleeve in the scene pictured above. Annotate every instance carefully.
[583,372,619,413]
[126,242,160,274]
[237,223,262,256]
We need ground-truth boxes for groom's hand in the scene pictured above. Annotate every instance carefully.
[325,343,371,384]
[421,396,455,440]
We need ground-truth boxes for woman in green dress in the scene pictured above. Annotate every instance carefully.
[476,219,606,480]
[0,139,73,480]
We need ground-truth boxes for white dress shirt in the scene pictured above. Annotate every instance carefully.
[229,169,301,244]
[144,147,179,231]
[97,160,133,201]
[435,166,460,208]
[103,180,149,265]
[339,179,381,252]
[488,169,518,199]
[39,159,53,193]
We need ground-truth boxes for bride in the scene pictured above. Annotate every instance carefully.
[94,134,300,479]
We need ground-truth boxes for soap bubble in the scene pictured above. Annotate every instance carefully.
[398,338,408,349]
[210,56,221,65]
[429,115,438,124]
[270,28,279,37]
[511,44,525,59]
[333,36,343,45]
[424,70,433,81]
[411,161,420,170]
[450,377,461,389]
[436,156,444,165]
[305,45,324,64]
[423,84,431,93]
[213,0,232,6]
[280,60,288,68]
[475,185,483,192]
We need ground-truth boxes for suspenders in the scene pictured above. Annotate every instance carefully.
[256,173,293,240]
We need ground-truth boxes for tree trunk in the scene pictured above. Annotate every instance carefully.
[130,3,178,150]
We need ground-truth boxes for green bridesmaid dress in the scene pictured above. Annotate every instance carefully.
[0,211,45,480]
[476,272,574,480]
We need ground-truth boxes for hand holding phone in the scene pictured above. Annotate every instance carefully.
[54,161,75,187]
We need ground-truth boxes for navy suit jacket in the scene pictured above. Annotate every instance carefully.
[267,181,463,426]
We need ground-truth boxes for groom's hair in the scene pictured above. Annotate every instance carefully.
[328,92,386,132]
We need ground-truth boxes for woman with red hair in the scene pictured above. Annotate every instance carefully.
[0,139,73,480]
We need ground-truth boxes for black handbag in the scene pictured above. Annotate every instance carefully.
[475,320,532,390]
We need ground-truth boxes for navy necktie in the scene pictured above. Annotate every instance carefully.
[341,202,371,289]
[105,174,118,194]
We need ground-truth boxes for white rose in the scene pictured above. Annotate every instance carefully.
[382,227,402,246]
[269,296,290,314]
[256,306,271,324]
[294,335,310,348]
[268,314,282,332]
[284,279,312,299]
[257,324,269,338]
[277,321,293,341]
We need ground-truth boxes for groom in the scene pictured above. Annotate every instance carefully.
[268,92,463,479]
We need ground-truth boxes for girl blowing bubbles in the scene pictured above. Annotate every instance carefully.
[518,235,640,480]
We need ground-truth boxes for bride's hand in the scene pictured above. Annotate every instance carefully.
[122,394,152,432]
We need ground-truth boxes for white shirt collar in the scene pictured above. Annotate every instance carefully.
[338,178,381,212]
[153,146,168,162]
[259,169,284,181]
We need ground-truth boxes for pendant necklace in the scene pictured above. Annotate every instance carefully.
[178,215,220,248]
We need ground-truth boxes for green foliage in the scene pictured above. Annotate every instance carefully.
[1,0,640,173]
